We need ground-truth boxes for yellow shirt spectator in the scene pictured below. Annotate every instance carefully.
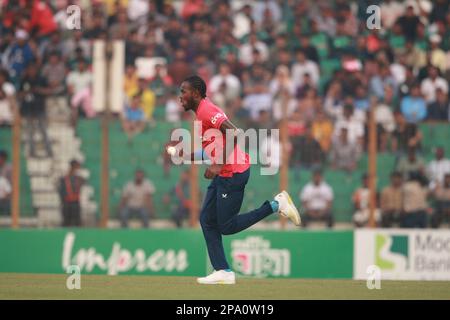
[101,0,129,17]
[128,88,156,120]
[312,113,334,152]
[431,49,447,73]
[124,73,139,98]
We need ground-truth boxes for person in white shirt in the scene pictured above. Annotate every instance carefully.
[333,104,365,147]
[119,169,156,228]
[165,90,182,123]
[242,81,272,121]
[0,89,13,125]
[0,70,15,125]
[0,175,11,215]
[209,63,241,107]
[232,4,252,39]
[427,147,450,190]
[270,65,297,121]
[375,86,396,152]
[300,170,334,228]
[252,0,281,25]
[380,0,404,29]
[67,59,95,119]
[0,70,16,97]
[239,33,269,66]
[291,50,319,90]
[127,0,150,22]
[420,66,448,103]
[352,173,381,227]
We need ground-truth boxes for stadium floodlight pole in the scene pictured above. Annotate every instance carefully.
[189,117,200,227]
[279,91,289,229]
[100,40,113,228]
[10,96,20,228]
[368,96,378,228]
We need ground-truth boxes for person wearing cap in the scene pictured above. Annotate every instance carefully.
[58,160,85,227]
[3,29,35,87]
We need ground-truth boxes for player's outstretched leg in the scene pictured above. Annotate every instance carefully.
[216,187,302,236]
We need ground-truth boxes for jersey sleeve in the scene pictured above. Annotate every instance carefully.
[198,104,228,130]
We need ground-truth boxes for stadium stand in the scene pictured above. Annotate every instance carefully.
[1,0,449,228]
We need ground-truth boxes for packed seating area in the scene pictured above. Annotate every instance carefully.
[0,0,449,228]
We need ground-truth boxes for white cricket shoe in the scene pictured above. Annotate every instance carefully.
[275,190,301,226]
[197,270,236,285]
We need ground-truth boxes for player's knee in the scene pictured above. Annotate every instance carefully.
[218,221,234,235]
[199,214,209,228]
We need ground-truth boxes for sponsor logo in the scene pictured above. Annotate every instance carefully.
[231,236,290,277]
[355,230,450,280]
[210,113,224,125]
[375,234,409,273]
[62,232,189,275]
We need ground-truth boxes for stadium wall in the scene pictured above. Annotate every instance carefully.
[1,229,449,280]
[0,229,352,279]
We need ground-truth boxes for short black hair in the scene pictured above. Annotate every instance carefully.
[183,75,207,98]
[313,168,323,176]
[0,150,7,159]
[70,159,80,167]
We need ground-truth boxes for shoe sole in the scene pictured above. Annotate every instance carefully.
[197,280,236,285]
[281,190,301,226]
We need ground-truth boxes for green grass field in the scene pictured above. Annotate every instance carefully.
[0,273,449,299]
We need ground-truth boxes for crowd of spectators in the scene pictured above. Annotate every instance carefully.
[351,146,450,228]
[0,0,449,228]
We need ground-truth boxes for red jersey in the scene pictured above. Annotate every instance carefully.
[196,99,250,177]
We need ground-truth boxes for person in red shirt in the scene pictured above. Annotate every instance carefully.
[28,0,58,37]
[174,75,301,284]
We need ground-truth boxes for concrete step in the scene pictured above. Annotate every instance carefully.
[26,158,53,175]
[0,217,39,227]
[37,208,61,227]
[30,177,56,192]
[32,193,61,207]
